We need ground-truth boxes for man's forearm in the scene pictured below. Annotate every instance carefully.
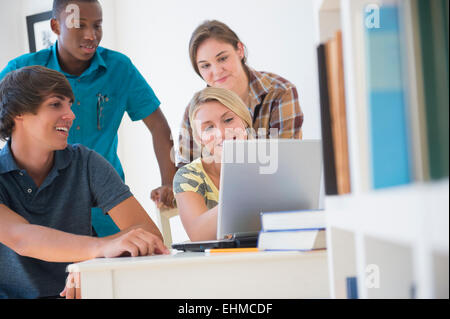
[154,138,176,185]
[14,224,102,263]
[143,110,177,186]
[151,125,177,185]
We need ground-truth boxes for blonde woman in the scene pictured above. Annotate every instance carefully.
[173,87,253,241]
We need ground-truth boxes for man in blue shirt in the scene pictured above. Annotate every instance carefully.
[0,0,176,237]
[0,65,169,299]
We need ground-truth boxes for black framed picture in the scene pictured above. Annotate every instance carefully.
[26,11,57,53]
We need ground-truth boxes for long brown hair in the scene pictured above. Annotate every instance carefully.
[189,20,250,79]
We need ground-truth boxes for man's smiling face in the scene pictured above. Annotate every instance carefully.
[53,1,103,62]
[18,94,75,151]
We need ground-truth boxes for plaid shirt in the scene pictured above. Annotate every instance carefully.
[177,68,304,165]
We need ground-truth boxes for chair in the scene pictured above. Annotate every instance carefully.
[156,207,179,247]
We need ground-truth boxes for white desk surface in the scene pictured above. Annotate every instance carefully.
[68,250,329,299]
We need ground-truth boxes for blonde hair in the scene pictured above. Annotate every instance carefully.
[189,87,253,144]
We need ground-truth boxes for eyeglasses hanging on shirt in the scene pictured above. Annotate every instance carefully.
[96,93,108,130]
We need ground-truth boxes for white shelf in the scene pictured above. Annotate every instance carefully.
[325,180,449,254]
[325,180,448,298]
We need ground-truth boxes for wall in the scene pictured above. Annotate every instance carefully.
[0,0,39,149]
[0,0,116,62]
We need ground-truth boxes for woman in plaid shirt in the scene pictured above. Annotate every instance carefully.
[177,20,304,167]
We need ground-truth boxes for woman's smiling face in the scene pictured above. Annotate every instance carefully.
[194,100,247,160]
[196,38,247,93]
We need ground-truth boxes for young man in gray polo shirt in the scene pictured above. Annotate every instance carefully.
[0,66,169,299]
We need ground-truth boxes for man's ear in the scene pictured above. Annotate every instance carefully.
[14,114,24,123]
[51,18,60,36]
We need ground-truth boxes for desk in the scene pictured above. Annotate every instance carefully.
[67,250,329,299]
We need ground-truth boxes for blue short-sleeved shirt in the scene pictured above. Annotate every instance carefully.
[0,42,160,236]
[0,42,160,179]
[0,141,133,299]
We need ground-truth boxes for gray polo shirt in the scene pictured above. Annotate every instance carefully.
[0,141,133,299]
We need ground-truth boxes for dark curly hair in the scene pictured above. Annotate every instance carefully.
[52,0,99,19]
[0,65,74,141]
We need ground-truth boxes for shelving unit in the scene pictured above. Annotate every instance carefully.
[326,180,448,298]
[314,0,449,299]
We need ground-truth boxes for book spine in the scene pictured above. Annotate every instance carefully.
[346,277,358,299]
[260,210,326,232]
[335,31,352,194]
[416,0,449,180]
[258,229,326,251]
[262,228,326,233]
[325,32,352,194]
[317,44,339,195]
[364,5,412,189]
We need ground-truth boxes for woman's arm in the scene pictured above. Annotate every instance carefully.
[175,192,218,241]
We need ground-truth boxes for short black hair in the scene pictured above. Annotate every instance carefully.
[52,0,99,19]
[0,66,74,141]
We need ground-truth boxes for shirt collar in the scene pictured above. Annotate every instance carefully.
[85,47,107,75]
[0,140,19,174]
[48,42,107,78]
[53,146,73,171]
[0,140,73,175]
[47,42,64,73]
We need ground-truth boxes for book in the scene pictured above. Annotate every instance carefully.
[416,0,449,180]
[364,5,412,189]
[317,43,338,195]
[346,277,358,299]
[261,209,325,232]
[205,248,260,255]
[340,0,372,193]
[325,31,351,194]
[258,228,326,251]
[402,0,430,182]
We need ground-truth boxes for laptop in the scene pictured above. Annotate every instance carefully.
[172,139,324,252]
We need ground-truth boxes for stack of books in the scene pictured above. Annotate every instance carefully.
[257,209,326,251]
